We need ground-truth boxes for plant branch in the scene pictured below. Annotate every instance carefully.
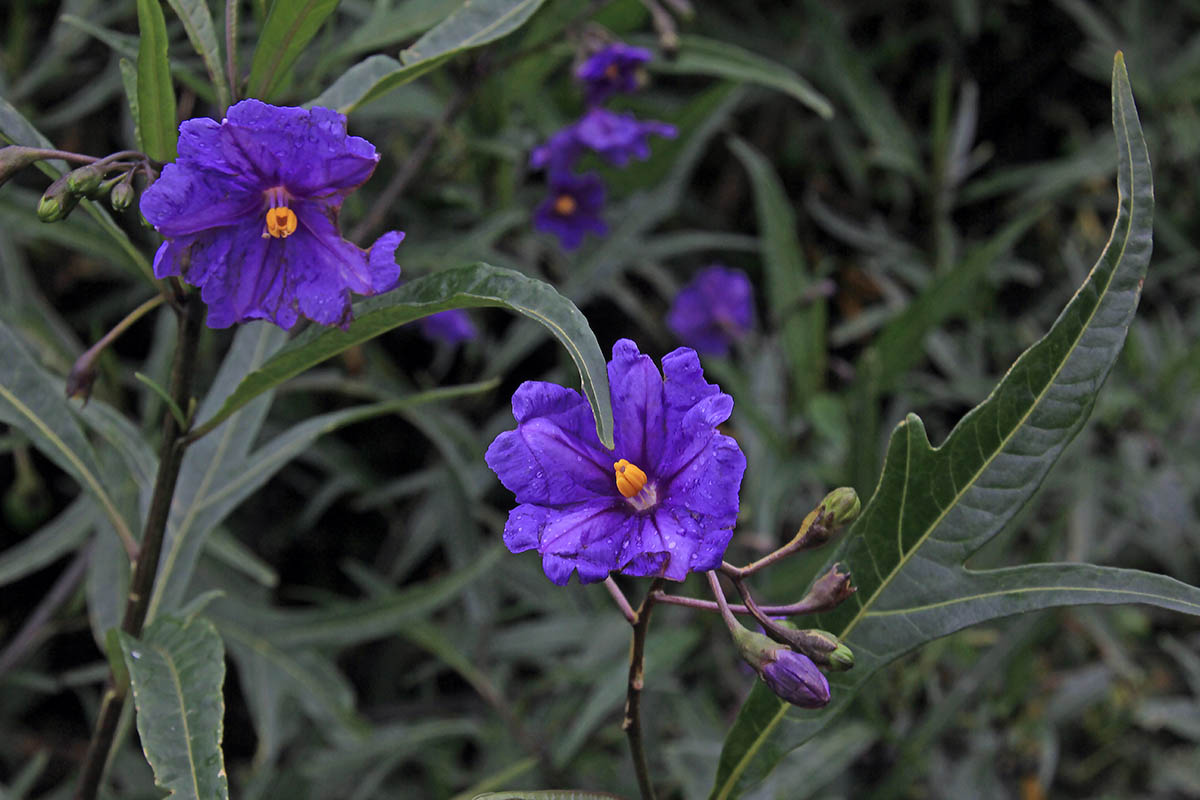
[74,292,205,800]
[624,577,665,800]
[605,576,637,623]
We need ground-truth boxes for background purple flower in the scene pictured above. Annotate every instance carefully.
[141,99,403,330]
[419,309,477,344]
[667,265,756,355]
[485,339,746,586]
[529,126,583,174]
[575,43,654,105]
[573,107,677,167]
[533,172,607,249]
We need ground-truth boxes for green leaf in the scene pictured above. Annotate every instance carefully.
[309,0,549,113]
[710,53,1172,799]
[247,0,340,101]
[119,615,229,800]
[147,322,287,620]
[651,35,834,119]
[0,496,94,588]
[136,0,179,162]
[0,320,138,555]
[164,0,231,109]
[191,263,614,448]
[729,137,826,406]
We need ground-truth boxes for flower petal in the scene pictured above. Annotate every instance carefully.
[608,339,666,472]
[505,500,635,585]
[661,430,745,529]
[484,381,612,505]
[219,100,379,197]
[140,160,261,238]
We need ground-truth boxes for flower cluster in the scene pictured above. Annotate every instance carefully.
[530,42,676,250]
[667,265,756,355]
[141,99,403,330]
[485,339,745,585]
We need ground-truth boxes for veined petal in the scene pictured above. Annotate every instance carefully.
[140,161,261,238]
[661,431,745,529]
[535,501,638,585]
[219,100,378,197]
[608,339,666,471]
[485,381,612,505]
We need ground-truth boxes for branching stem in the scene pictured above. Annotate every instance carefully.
[624,577,665,800]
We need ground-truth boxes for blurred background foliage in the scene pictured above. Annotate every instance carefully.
[0,0,1198,798]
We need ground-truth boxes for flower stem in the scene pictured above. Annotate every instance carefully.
[652,589,829,617]
[74,292,204,800]
[605,576,637,624]
[624,577,665,800]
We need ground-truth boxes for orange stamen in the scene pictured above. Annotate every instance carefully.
[554,194,577,217]
[613,459,648,499]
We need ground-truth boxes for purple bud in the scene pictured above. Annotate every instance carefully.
[761,649,831,709]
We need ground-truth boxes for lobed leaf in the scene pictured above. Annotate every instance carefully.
[191,263,614,448]
[119,615,229,800]
[710,53,1174,799]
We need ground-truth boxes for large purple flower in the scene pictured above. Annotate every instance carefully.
[667,265,756,355]
[485,339,746,586]
[533,172,607,250]
[575,43,654,105]
[141,99,403,329]
[573,107,677,167]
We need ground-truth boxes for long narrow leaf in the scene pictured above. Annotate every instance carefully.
[247,0,340,101]
[136,0,178,161]
[191,263,614,448]
[119,615,229,800]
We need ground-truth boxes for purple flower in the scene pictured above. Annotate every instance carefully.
[666,265,756,356]
[485,339,746,586]
[574,108,677,167]
[760,649,830,708]
[575,43,654,105]
[533,172,608,250]
[419,309,477,344]
[141,99,403,330]
[529,127,584,175]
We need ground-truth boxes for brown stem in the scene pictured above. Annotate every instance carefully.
[74,293,204,800]
[624,577,665,800]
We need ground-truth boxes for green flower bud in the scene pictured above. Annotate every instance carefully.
[826,642,855,671]
[821,487,861,528]
[66,164,105,196]
[767,626,854,671]
[37,176,79,222]
[110,177,135,211]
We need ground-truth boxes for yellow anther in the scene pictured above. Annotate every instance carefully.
[613,459,648,499]
[553,194,577,217]
[265,206,298,238]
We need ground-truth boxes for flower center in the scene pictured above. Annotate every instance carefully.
[553,194,577,217]
[604,62,621,80]
[263,186,297,239]
[614,458,657,511]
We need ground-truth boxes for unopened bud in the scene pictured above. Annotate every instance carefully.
[0,146,45,189]
[822,487,861,528]
[731,626,831,708]
[37,176,80,222]
[799,564,856,613]
[66,164,105,196]
[768,626,853,671]
[110,177,135,211]
[65,351,99,404]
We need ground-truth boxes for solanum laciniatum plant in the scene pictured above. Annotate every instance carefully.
[1,2,1198,799]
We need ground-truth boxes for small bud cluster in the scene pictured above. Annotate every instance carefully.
[33,156,149,223]
[717,488,863,709]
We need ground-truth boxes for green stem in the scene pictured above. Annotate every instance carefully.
[74,293,205,800]
[624,577,665,800]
